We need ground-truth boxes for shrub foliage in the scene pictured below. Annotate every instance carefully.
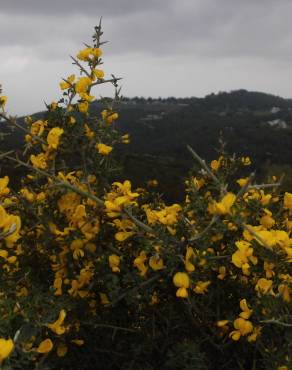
[0,24,291,370]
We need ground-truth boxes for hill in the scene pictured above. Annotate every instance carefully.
[1,89,292,200]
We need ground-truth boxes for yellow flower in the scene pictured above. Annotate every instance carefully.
[237,178,248,187]
[16,287,28,297]
[217,266,226,280]
[210,159,220,171]
[58,192,81,216]
[255,278,273,295]
[264,261,275,279]
[0,96,7,107]
[47,127,64,150]
[150,291,159,305]
[91,47,103,58]
[217,320,229,327]
[78,101,89,113]
[50,101,58,110]
[0,205,8,227]
[212,193,236,215]
[20,188,35,202]
[79,92,95,102]
[30,119,45,136]
[107,113,119,124]
[173,272,190,298]
[70,239,85,259]
[59,74,75,90]
[229,318,253,341]
[104,180,139,217]
[47,310,67,335]
[71,339,84,346]
[192,177,205,190]
[109,254,120,272]
[232,240,257,275]
[70,204,86,227]
[7,255,17,264]
[239,299,252,319]
[115,231,134,241]
[36,339,53,353]
[101,109,109,119]
[134,251,148,276]
[75,76,92,94]
[284,192,292,210]
[260,209,275,229]
[101,110,119,124]
[92,69,104,79]
[96,143,113,155]
[53,277,62,296]
[247,326,261,342]
[147,179,158,187]
[241,157,251,166]
[121,134,130,144]
[194,280,211,294]
[184,246,195,272]
[146,204,182,227]
[69,116,76,125]
[76,47,92,61]
[30,153,47,169]
[0,176,10,197]
[149,255,165,271]
[99,293,110,305]
[60,81,70,90]
[0,249,8,259]
[278,284,291,303]
[0,207,21,246]
[36,192,46,202]
[259,191,272,206]
[0,338,14,363]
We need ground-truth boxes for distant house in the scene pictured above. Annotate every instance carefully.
[266,119,287,129]
[270,106,281,114]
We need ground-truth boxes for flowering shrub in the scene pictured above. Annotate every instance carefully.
[0,24,291,370]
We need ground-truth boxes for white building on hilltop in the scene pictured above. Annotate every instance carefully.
[266,119,287,129]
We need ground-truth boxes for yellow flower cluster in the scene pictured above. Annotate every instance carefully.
[133,250,165,277]
[208,192,236,215]
[104,180,139,218]
[143,203,182,234]
[0,25,290,370]
[101,109,119,124]
[77,47,102,61]
[229,299,260,342]
[232,240,258,275]
[96,143,113,155]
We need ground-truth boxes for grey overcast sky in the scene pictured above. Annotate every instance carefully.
[1,0,292,115]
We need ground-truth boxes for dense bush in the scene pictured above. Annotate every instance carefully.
[0,24,291,370]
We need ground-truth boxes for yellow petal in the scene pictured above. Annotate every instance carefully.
[36,339,53,353]
[0,338,14,361]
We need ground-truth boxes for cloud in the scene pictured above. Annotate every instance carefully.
[1,0,292,115]
[1,0,292,61]
[0,0,168,17]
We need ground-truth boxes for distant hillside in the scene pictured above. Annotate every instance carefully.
[200,89,291,111]
[1,89,292,200]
